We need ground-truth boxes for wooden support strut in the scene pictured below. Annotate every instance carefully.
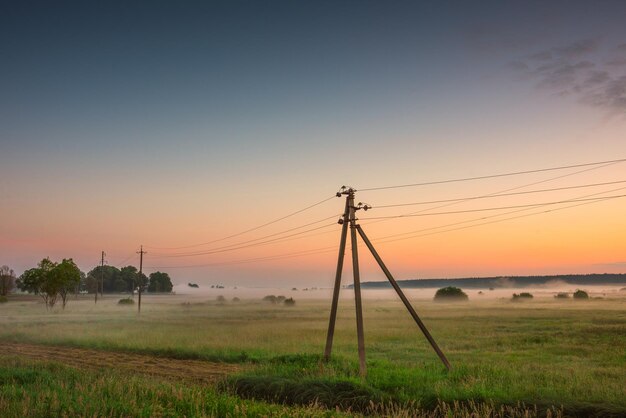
[356,224,451,371]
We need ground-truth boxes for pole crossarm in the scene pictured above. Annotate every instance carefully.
[324,186,451,376]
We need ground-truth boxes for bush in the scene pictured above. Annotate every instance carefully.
[224,376,386,413]
[263,295,278,304]
[276,295,286,303]
[187,283,199,288]
[232,297,240,302]
[283,297,295,306]
[554,292,569,299]
[216,295,226,302]
[434,286,468,302]
[512,292,533,301]
[0,295,8,303]
[118,298,134,305]
[573,289,589,299]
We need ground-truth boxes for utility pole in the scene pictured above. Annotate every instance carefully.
[324,186,451,377]
[95,251,105,304]
[100,251,105,298]
[137,245,146,314]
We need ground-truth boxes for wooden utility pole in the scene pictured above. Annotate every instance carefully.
[324,187,451,376]
[95,251,105,304]
[100,251,105,298]
[137,245,146,314]
[324,197,350,361]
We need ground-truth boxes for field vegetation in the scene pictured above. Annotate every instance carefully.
[0,292,624,416]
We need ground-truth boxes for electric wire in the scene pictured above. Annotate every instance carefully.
[360,160,620,229]
[359,157,626,191]
[375,190,626,246]
[145,195,336,250]
[145,191,625,270]
[148,214,340,257]
[148,222,338,258]
[360,194,626,220]
[368,185,626,242]
[114,251,138,268]
[372,179,626,209]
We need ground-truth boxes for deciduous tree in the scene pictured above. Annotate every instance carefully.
[148,271,173,293]
[0,265,16,296]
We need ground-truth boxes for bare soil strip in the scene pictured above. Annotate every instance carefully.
[0,342,242,385]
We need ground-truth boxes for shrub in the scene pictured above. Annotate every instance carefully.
[187,283,199,288]
[434,286,468,302]
[118,298,134,305]
[0,295,8,303]
[573,289,589,299]
[283,297,295,306]
[232,297,240,302]
[224,376,385,413]
[554,292,569,299]
[216,295,226,302]
[276,295,286,303]
[512,292,533,301]
[263,295,278,304]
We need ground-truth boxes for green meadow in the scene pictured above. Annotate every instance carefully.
[1,292,625,417]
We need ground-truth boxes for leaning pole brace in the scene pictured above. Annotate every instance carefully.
[356,224,451,371]
[323,186,451,376]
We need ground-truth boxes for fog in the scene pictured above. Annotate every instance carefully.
[172,283,626,301]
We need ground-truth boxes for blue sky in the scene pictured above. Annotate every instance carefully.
[2,1,625,285]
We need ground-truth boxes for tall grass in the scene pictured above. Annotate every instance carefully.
[1,294,625,415]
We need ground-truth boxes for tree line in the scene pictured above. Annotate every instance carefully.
[1,258,173,309]
[87,265,172,294]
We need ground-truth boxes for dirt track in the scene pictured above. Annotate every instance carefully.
[0,342,242,384]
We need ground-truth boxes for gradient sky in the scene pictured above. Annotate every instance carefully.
[2,1,626,286]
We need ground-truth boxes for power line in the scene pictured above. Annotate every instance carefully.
[145,194,336,250]
[367,185,626,242]
[145,191,625,270]
[375,193,626,246]
[359,158,626,192]
[114,251,139,267]
[148,222,338,259]
[360,160,620,229]
[146,245,340,269]
[361,194,626,220]
[372,179,626,209]
[148,214,340,257]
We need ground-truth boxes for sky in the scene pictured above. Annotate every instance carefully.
[1,1,626,287]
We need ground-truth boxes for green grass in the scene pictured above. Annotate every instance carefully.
[1,293,625,416]
[0,356,342,417]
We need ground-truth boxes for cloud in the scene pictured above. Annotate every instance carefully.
[510,39,626,113]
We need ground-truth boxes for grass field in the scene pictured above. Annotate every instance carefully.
[1,291,625,417]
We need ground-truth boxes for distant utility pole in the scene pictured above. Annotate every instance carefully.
[95,251,105,304]
[324,186,451,377]
[137,245,146,314]
[100,251,105,298]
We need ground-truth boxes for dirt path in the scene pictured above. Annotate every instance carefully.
[0,342,242,385]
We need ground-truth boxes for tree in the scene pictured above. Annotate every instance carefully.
[17,258,83,309]
[136,272,148,293]
[120,266,138,294]
[17,258,59,308]
[55,259,82,309]
[148,271,173,293]
[87,265,122,293]
[0,265,16,296]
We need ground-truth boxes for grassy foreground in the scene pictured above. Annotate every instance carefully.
[1,292,625,416]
